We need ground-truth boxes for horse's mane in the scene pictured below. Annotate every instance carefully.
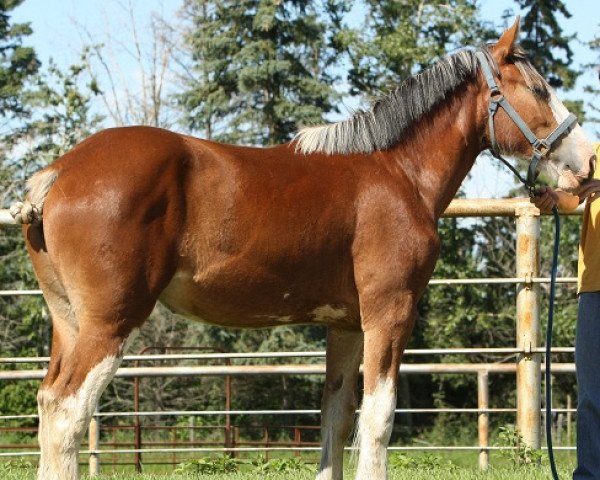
[294,46,548,155]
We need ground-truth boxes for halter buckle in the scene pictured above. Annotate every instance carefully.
[489,95,503,115]
[533,139,550,158]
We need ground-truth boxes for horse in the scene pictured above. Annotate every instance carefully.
[9,18,595,480]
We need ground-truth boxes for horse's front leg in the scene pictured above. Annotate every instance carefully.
[354,292,417,480]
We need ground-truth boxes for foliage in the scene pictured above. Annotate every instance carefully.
[495,425,544,465]
[0,458,35,477]
[337,0,496,95]
[178,0,347,145]
[174,455,239,474]
[0,51,102,417]
[0,0,41,420]
[389,453,457,471]
[251,456,311,473]
[583,24,600,135]
[514,0,578,90]
[0,0,39,118]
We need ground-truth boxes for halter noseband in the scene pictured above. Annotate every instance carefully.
[475,50,578,197]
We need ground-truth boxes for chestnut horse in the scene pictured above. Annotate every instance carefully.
[10,19,595,480]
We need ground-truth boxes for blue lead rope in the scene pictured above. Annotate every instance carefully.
[546,206,560,480]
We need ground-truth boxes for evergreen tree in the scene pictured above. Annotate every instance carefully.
[515,0,578,90]
[337,0,495,95]
[583,25,600,135]
[0,0,40,417]
[0,57,102,418]
[179,0,347,145]
[0,0,38,118]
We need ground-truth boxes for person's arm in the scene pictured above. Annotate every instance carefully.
[531,187,579,213]
[531,181,600,213]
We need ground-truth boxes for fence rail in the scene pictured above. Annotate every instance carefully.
[0,358,578,469]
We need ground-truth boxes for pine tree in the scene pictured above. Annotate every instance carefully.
[179,0,347,145]
[515,0,578,90]
[0,1,41,419]
[337,0,495,95]
[0,0,39,118]
[0,57,103,418]
[583,25,600,135]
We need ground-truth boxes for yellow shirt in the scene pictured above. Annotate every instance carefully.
[578,143,600,293]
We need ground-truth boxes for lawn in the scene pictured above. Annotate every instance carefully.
[0,456,577,480]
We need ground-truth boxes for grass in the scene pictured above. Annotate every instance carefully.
[0,466,577,480]
[0,456,577,480]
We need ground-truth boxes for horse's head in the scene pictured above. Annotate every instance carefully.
[483,18,595,192]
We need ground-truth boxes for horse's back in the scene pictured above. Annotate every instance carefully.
[29,126,389,329]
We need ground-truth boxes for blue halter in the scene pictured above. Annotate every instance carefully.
[475,50,578,197]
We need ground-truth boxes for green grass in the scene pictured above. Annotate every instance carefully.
[0,467,577,480]
[0,457,577,480]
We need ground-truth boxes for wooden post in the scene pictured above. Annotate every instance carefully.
[567,395,573,446]
[478,370,489,471]
[515,206,542,451]
[88,408,100,476]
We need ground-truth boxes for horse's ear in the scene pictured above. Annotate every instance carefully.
[494,17,520,61]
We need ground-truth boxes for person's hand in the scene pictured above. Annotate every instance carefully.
[530,186,559,213]
[576,179,600,204]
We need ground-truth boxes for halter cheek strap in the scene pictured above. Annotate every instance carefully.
[475,50,578,196]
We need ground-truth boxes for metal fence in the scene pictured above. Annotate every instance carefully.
[0,350,578,473]
[0,198,583,473]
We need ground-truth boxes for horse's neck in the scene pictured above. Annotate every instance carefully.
[387,83,485,220]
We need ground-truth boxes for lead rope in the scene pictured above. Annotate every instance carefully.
[546,206,560,480]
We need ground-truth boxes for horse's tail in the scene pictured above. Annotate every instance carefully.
[10,168,60,225]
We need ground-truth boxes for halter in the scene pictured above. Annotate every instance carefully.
[475,50,578,197]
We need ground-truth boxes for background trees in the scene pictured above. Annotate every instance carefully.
[178,0,346,145]
[516,0,578,90]
[338,0,496,95]
[585,26,600,136]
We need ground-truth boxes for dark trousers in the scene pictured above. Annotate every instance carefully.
[574,292,600,479]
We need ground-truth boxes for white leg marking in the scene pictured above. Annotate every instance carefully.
[37,355,123,480]
[354,377,396,480]
[316,466,333,480]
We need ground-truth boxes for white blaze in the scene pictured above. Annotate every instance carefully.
[545,89,593,188]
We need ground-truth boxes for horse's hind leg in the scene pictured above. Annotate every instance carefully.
[30,250,147,480]
[36,306,76,479]
[37,328,127,480]
[27,236,82,479]
[317,328,363,480]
